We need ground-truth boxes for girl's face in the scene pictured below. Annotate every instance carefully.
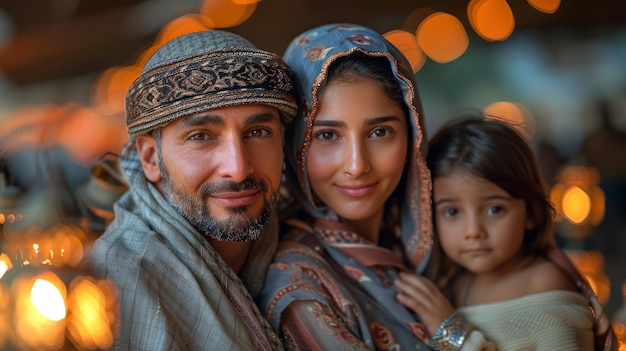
[433,169,533,275]
[306,76,408,225]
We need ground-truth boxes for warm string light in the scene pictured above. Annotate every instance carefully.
[1,195,117,350]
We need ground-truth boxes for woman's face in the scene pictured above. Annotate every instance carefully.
[306,76,408,224]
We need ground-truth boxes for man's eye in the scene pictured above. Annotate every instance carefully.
[189,132,209,141]
[249,128,271,137]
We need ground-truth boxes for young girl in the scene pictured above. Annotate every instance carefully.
[258,23,435,350]
[394,116,616,350]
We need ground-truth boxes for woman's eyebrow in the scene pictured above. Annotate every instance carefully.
[312,120,345,127]
[365,116,403,126]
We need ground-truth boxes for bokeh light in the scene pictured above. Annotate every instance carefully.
[384,30,426,73]
[562,185,591,224]
[200,0,257,28]
[155,13,215,47]
[468,0,515,41]
[416,12,468,63]
[483,100,535,140]
[66,276,117,350]
[527,0,561,14]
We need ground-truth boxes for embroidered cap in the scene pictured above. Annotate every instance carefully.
[125,30,298,138]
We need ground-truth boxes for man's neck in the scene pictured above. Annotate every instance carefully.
[206,239,252,274]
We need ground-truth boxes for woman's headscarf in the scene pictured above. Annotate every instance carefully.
[280,23,433,271]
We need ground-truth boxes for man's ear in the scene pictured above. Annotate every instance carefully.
[135,135,162,182]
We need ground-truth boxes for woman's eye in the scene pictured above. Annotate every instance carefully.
[315,130,338,141]
[370,127,392,138]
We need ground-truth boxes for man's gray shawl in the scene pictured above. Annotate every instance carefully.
[86,141,283,350]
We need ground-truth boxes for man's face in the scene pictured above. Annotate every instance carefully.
[146,104,283,241]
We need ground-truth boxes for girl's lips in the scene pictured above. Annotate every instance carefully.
[211,189,259,206]
[463,248,491,255]
[335,183,377,197]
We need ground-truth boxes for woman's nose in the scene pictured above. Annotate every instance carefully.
[343,139,371,179]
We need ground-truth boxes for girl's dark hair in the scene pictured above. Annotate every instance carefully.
[427,114,556,289]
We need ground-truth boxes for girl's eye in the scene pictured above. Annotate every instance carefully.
[487,205,504,215]
[443,207,458,218]
[314,130,338,141]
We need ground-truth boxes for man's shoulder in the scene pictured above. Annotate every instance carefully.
[85,215,164,275]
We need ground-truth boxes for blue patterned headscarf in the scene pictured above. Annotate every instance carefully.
[281,23,433,271]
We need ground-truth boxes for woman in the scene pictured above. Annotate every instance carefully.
[258,23,435,350]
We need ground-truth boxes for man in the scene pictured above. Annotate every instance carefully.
[86,30,297,350]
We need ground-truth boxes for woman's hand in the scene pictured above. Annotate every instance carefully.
[394,272,456,336]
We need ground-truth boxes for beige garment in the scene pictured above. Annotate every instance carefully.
[459,290,594,351]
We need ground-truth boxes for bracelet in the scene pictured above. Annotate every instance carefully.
[430,311,474,351]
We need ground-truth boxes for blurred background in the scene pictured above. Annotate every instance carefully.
[0,0,625,349]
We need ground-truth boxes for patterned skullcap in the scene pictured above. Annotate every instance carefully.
[125,30,298,138]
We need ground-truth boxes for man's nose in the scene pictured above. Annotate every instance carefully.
[217,136,253,182]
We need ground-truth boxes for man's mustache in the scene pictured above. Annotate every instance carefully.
[200,177,266,195]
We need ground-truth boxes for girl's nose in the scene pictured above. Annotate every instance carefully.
[464,214,486,240]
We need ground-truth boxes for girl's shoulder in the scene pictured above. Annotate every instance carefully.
[524,257,577,294]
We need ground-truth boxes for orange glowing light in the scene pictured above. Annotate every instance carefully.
[527,0,560,13]
[483,101,535,140]
[416,12,468,63]
[155,14,215,47]
[66,276,117,350]
[31,278,66,321]
[13,273,66,350]
[55,106,128,165]
[561,186,591,224]
[468,0,515,41]
[384,30,426,73]
[200,0,257,28]
[0,260,10,280]
[92,65,140,115]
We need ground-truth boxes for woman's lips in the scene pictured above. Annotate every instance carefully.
[335,183,377,197]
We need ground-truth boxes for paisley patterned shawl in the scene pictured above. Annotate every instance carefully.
[280,23,433,269]
[259,23,435,350]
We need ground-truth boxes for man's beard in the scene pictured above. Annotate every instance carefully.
[157,150,277,242]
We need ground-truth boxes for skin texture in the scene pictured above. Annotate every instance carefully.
[434,170,532,277]
[395,169,575,336]
[306,77,408,243]
[135,104,284,272]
